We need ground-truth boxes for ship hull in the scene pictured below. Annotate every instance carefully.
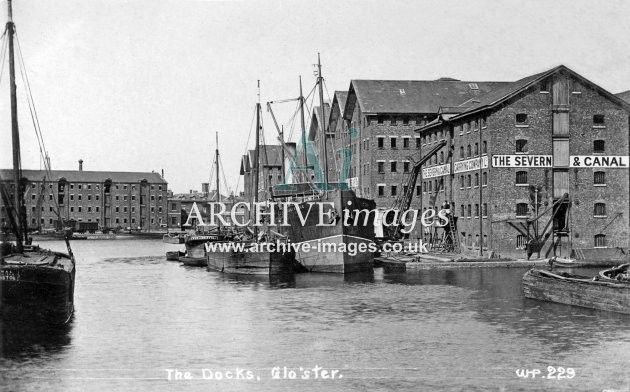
[523,268,630,314]
[281,189,376,274]
[207,246,295,275]
[1,258,75,325]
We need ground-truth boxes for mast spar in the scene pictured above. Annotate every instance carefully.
[253,81,261,239]
[317,53,329,188]
[7,0,24,251]
[215,132,221,230]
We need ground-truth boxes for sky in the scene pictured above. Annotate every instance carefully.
[0,0,629,193]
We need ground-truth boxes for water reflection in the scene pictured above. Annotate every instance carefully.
[384,267,630,353]
[1,319,73,359]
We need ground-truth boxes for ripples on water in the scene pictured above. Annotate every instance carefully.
[1,240,629,392]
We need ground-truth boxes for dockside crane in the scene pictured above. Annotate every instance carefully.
[384,139,448,240]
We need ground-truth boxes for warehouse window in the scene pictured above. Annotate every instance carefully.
[593,114,605,125]
[460,175,465,189]
[440,151,444,164]
[390,137,397,149]
[593,140,605,153]
[474,173,479,187]
[516,139,528,153]
[377,162,384,173]
[594,234,606,248]
[390,162,397,173]
[404,162,410,173]
[594,203,606,217]
[482,172,488,186]
[516,113,528,124]
[377,137,384,149]
[416,185,421,196]
[474,204,479,218]
[467,204,472,218]
[515,171,528,185]
[428,181,433,192]
[594,171,606,185]
[482,203,488,217]
[460,205,465,216]
[516,235,527,249]
[516,203,529,217]
[467,175,472,188]
[403,137,410,149]
[467,145,471,158]
[460,146,464,159]
[378,185,384,196]
[482,141,487,154]
[416,138,421,149]
[474,143,479,156]
[391,185,397,196]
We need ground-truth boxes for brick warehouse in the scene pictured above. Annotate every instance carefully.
[0,165,168,232]
[328,79,509,214]
[417,65,630,259]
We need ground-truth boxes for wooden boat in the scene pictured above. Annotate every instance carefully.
[599,263,630,282]
[162,232,185,244]
[205,111,297,275]
[1,0,76,326]
[165,250,184,261]
[207,240,297,275]
[180,256,207,267]
[522,268,630,314]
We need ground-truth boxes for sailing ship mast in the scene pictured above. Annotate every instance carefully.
[215,132,221,230]
[253,81,261,239]
[7,0,24,252]
[317,53,329,187]
[299,76,308,171]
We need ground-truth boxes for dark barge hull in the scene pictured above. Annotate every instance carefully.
[207,247,296,275]
[522,268,630,314]
[1,264,75,325]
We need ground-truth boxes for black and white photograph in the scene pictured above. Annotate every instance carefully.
[1,0,629,391]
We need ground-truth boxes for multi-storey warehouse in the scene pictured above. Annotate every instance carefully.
[0,164,168,232]
[417,65,630,259]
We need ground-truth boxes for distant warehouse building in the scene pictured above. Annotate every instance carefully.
[0,164,168,232]
[417,65,630,259]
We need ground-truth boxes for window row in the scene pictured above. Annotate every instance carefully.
[458,203,488,218]
[515,202,607,217]
[458,172,488,188]
[459,142,487,159]
[377,137,421,150]
[513,113,606,126]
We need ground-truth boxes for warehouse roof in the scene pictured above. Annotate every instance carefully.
[344,79,509,119]
[0,169,167,184]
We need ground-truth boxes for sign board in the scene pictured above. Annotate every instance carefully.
[492,155,553,168]
[422,164,451,179]
[454,156,488,174]
[570,156,629,168]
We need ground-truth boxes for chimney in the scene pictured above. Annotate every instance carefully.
[161,169,164,178]
[202,183,209,193]
[78,159,83,171]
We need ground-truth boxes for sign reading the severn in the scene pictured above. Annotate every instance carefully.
[422,164,450,179]
[453,156,488,174]
[570,156,629,168]
[492,155,553,168]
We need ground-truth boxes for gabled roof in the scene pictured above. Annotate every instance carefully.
[328,91,348,133]
[241,145,285,174]
[448,65,630,121]
[343,79,509,119]
[617,90,630,104]
[308,104,331,142]
[0,169,167,184]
